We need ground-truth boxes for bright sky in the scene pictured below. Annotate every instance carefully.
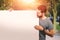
[12,0,39,10]
[11,0,48,10]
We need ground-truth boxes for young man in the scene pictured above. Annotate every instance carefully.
[34,5,55,40]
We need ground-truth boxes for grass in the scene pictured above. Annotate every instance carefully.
[56,23,60,30]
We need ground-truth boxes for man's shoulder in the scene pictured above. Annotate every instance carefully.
[46,17,51,21]
[46,17,52,24]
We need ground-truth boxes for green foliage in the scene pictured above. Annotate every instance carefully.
[0,0,12,10]
[48,0,60,30]
[0,0,4,7]
[56,23,60,30]
[57,3,60,16]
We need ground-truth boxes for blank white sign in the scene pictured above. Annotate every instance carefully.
[0,10,39,40]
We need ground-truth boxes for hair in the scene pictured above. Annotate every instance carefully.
[37,5,47,13]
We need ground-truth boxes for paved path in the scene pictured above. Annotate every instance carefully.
[46,33,60,40]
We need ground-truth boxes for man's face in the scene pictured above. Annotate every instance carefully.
[37,10,43,18]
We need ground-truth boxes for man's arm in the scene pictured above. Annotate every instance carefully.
[45,19,55,37]
[34,25,55,37]
[43,29,55,37]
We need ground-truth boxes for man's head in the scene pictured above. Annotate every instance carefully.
[37,5,47,18]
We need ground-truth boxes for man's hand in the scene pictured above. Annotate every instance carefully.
[44,29,55,37]
[34,25,44,31]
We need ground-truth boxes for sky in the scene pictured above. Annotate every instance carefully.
[11,0,42,10]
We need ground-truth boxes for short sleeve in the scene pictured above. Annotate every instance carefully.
[48,19,53,30]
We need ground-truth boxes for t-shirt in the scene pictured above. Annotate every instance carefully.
[39,18,53,40]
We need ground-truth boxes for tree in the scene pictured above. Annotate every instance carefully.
[49,0,60,31]
[0,0,12,10]
[57,3,60,25]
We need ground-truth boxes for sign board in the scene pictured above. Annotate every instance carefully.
[0,10,39,40]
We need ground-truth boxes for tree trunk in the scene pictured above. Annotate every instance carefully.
[52,4,57,32]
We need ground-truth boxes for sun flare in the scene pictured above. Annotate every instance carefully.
[22,0,35,3]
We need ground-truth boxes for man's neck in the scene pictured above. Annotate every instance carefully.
[39,16,47,20]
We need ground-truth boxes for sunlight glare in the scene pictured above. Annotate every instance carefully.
[22,0,35,3]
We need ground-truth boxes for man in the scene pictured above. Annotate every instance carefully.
[34,5,55,40]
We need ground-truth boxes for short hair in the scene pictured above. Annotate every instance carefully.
[37,5,47,13]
